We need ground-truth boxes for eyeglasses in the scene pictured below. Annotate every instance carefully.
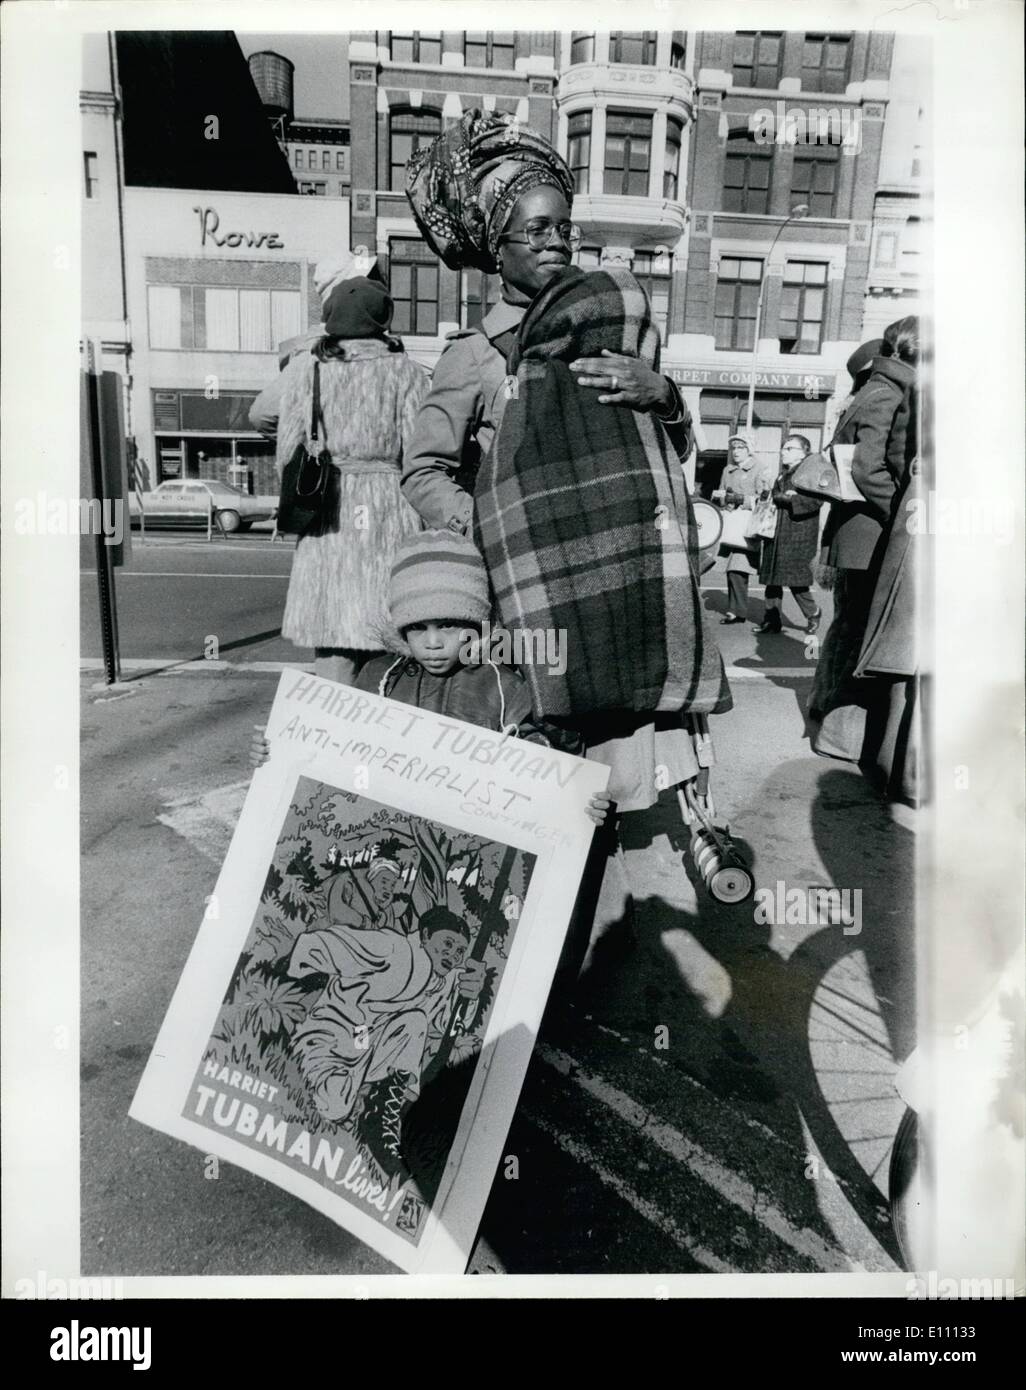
[498,220,583,252]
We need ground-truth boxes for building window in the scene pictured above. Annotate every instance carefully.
[633,250,672,340]
[609,32,658,65]
[567,111,592,194]
[901,216,921,275]
[294,149,304,169]
[83,151,98,199]
[874,230,898,268]
[389,238,439,335]
[779,261,827,353]
[570,32,595,64]
[389,32,442,65]
[670,36,687,70]
[604,112,652,196]
[664,117,683,200]
[322,151,330,170]
[791,139,839,216]
[732,31,782,89]
[713,257,763,351]
[576,245,602,270]
[389,108,442,192]
[464,33,515,70]
[147,286,301,352]
[462,269,502,329]
[801,34,851,94]
[336,151,346,171]
[147,286,182,349]
[723,133,773,214]
[299,181,327,196]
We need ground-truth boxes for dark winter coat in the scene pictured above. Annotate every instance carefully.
[355,648,581,753]
[757,463,822,587]
[855,471,917,678]
[822,355,917,571]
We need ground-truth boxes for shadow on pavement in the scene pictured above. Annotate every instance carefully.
[475,763,912,1274]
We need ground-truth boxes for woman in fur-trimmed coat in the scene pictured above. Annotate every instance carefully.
[260,277,427,683]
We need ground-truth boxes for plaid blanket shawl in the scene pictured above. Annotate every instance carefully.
[472,268,731,721]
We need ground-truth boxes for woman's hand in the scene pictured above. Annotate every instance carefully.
[569,348,674,412]
[585,792,613,825]
[250,726,271,770]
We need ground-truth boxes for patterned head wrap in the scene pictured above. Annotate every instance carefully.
[405,110,574,274]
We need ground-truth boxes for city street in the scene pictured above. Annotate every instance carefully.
[80,534,916,1276]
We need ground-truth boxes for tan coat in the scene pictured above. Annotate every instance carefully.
[401,300,524,532]
[720,453,775,574]
[401,297,695,532]
[253,342,428,650]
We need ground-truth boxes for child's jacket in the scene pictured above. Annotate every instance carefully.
[355,652,580,753]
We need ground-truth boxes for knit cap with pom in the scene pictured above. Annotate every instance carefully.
[389,530,491,631]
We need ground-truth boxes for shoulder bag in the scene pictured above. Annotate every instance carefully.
[276,359,336,536]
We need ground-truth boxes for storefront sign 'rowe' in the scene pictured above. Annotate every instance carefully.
[194,205,284,250]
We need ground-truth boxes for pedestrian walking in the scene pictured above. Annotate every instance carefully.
[250,276,428,685]
[852,317,923,803]
[753,434,823,634]
[809,320,918,761]
[714,434,774,624]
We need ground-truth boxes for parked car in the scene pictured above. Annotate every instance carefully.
[129,480,276,533]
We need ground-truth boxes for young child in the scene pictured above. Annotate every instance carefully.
[252,528,610,825]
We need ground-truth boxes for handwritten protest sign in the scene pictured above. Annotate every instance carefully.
[130,670,608,1273]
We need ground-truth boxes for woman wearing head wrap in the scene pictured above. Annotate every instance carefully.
[251,276,427,684]
[403,112,731,981]
[402,110,694,533]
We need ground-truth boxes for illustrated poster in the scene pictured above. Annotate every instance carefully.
[130,670,609,1272]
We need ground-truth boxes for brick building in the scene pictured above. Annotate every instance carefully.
[679,29,898,486]
[342,26,917,489]
[862,34,927,339]
[247,51,351,199]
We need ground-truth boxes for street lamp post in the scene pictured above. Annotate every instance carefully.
[745,204,809,433]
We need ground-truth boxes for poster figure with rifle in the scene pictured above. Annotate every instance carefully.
[196,775,535,1243]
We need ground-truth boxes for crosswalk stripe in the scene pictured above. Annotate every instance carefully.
[523,1108,733,1272]
[81,658,309,675]
[537,1044,861,1272]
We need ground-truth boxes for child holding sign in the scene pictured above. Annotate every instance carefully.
[252,529,610,827]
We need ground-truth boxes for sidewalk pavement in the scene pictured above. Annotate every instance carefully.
[79,662,915,1276]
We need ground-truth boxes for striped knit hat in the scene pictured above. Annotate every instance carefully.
[389,530,491,630]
